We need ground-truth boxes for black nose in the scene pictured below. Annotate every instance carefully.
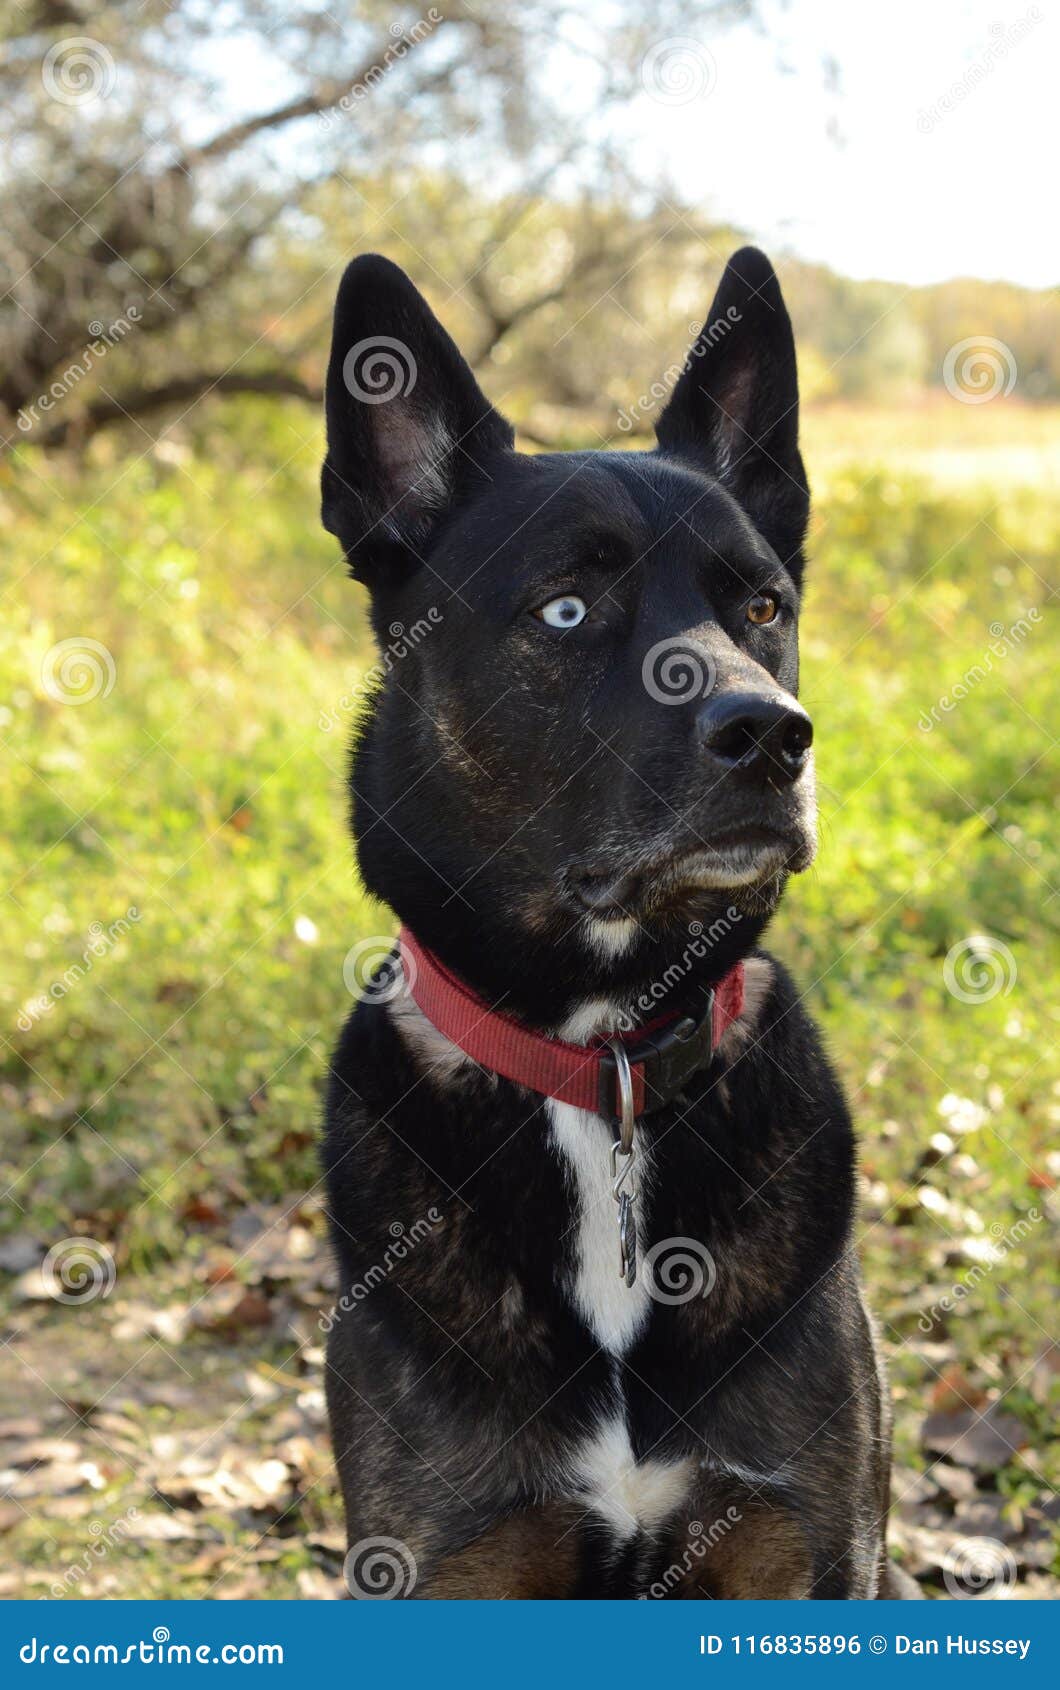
[696,692,813,785]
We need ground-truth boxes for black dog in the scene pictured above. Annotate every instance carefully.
[318,248,916,1599]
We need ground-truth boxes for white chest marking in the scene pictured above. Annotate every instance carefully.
[546,1097,652,1355]
[571,1416,692,1540]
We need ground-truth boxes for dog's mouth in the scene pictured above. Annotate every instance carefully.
[567,825,812,921]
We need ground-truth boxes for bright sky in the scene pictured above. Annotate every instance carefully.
[209,0,1056,290]
[620,0,1057,286]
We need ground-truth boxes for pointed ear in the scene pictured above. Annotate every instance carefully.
[321,255,514,581]
[655,247,809,580]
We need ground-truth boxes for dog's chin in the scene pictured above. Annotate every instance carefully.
[567,827,816,940]
[667,829,816,910]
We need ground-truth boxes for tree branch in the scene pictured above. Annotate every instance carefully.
[177,19,457,171]
[30,369,322,449]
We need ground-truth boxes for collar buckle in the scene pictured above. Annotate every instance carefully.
[597,987,716,1120]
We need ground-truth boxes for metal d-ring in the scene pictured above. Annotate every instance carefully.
[606,1038,637,1211]
[605,1036,636,1157]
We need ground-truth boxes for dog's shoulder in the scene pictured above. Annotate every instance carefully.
[721,947,850,1106]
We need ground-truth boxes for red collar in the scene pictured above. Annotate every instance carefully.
[398,927,744,1120]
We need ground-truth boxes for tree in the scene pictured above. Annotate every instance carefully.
[0,0,752,450]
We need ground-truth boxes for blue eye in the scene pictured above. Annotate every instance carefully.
[536,595,588,629]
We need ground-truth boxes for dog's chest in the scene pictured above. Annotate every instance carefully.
[568,1413,693,1541]
[544,1102,697,1538]
[545,1098,652,1354]
[544,1000,654,1355]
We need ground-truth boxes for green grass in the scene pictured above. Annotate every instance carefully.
[2,403,1058,1588]
[3,409,376,1260]
[787,469,1059,1496]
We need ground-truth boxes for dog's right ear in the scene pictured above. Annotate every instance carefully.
[655,247,808,580]
[322,255,514,581]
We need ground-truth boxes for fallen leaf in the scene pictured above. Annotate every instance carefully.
[296,1566,341,1599]
[929,1366,987,1414]
[952,1498,1017,1540]
[181,1546,236,1578]
[932,1462,978,1502]
[0,1234,45,1274]
[3,1459,106,1497]
[921,1406,1027,1470]
[888,1518,952,1579]
[124,1512,211,1543]
[194,1286,273,1333]
[0,1416,45,1441]
[11,1437,82,1467]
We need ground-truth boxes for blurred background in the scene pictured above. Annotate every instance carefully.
[1,0,1056,1599]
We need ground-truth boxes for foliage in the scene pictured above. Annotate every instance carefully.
[0,0,748,446]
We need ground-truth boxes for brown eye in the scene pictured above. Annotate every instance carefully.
[747,594,779,625]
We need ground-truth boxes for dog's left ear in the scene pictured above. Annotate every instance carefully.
[322,254,514,581]
[655,247,809,581]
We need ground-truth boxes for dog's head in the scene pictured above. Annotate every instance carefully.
[322,248,816,1013]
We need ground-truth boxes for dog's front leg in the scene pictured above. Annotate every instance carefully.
[417,1503,587,1599]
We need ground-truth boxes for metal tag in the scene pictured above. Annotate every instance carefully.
[617,1190,637,1287]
